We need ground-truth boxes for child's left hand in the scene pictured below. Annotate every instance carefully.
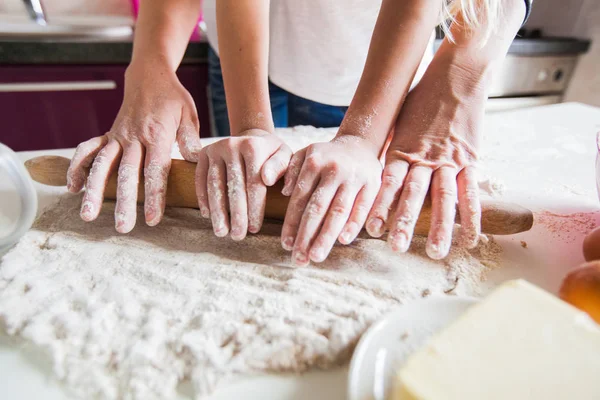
[195,130,293,240]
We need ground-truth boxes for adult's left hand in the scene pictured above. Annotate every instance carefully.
[366,62,486,259]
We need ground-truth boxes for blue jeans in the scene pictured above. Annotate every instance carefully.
[207,47,348,137]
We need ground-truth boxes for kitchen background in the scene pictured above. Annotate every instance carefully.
[0,0,598,151]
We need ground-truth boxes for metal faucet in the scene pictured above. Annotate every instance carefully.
[22,0,47,26]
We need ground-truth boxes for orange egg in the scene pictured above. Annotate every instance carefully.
[559,262,600,324]
[583,226,600,262]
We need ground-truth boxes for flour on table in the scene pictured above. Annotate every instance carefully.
[478,176,506,198]
[536,210,600,243]
[0,195,502,399]
[0,126,502,400]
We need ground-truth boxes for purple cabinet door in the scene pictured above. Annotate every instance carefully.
[0,65,125,151]
[0,64,210,152]
[178,64,211,139]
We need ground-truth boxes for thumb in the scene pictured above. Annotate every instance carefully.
[176,111,202,162]
[261,145,293,186]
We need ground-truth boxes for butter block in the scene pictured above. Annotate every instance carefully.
[396,280,600,400]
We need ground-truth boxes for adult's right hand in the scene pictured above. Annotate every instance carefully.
[66,62,202,233]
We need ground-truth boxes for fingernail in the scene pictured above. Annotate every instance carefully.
[339,230,352,245]
[459,231,478,249]
[146,209,160,226]
[80,201,94,221]
[282,236,294,251]
[293,252,309,266]
[281,185,292,197]
[426,240,448,260]
[310,247,326,263]
[200,207,210,218]
[248,225,260,234]
[214,225,228,237]
[366,218,384,237]
[390,232,409,253]
[115,214,125,231]
[263,167,275,186]
[231,227,245,241]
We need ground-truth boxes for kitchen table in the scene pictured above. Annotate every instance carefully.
[1,102,599,399]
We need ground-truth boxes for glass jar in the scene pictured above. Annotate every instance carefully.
[0,143,38,253]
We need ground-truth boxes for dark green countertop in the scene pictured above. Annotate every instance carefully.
[0,36,590,66]
[0,38,209,65]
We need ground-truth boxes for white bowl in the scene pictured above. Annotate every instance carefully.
[348,296,478,400]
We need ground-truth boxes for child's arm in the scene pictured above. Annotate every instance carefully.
[195,0,293,241]
[282,0,440,265]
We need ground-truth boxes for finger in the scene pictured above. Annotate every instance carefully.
[366,161,409,238]
[67,136,108,192]
[226,156,248,241]
[114,142,143,233]
[177,113,202,162]
[80,140,122,222]
[457,166,481,249]
[426,167,458,260]
[262,145,293,186]
[195,150,210,218]
[292,178,339,265]
[388,166,433,253]
[282,149,306,196]
[309,185,357,262]
[339,184,379,245]
[244,155,267,235]
[207,159,229,237]
[280,158,320,253]
[143,146,171,226]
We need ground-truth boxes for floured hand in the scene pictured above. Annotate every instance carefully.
[366,62,485,259]
[281,136,382,266]
[66,63,202,233]
[195,130,292,240]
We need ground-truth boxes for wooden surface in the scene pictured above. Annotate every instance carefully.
[24,155,534,236]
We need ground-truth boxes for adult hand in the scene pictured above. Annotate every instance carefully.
[66,62,202,233]
[195,130,293,240]
[366,62,486,259]
[281,136,382,266]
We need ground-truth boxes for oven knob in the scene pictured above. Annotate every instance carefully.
[553,69,564,82]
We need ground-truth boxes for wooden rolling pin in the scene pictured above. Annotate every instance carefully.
[24,155,534,236]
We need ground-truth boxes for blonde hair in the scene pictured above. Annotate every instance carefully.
[440,0,503,43]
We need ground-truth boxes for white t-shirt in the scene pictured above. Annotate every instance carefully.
[203,0,433,107]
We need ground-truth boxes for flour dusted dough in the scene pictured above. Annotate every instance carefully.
[0,127,502,399]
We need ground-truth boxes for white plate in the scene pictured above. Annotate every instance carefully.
[348,296,478,400]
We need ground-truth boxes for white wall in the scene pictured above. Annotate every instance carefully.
[524,0,586,37]
[524,0,600,107]
[563,0,600,107]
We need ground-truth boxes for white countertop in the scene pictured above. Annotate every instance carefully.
[1,102,600,399]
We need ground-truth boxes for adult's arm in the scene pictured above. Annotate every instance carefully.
[367,0,527,259]
[67,0,202,233]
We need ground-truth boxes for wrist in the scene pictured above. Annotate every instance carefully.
[332,131,381,157]
[127,54,175,78]
[229,102,274,136]
[428,46,495,101]
[336,107,389,154]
